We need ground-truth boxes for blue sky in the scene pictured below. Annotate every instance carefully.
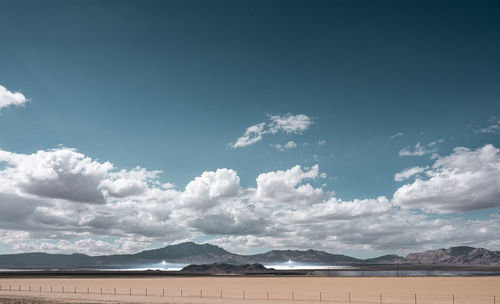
[0,0,499,258]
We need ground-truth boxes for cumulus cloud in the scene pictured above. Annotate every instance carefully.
[393,144,500,213]
[0,148,111,203]
[230,114,312,148]
[182,168,241,210]
[1,145,499,255]
[394,166,427,182]
[255,165,322,204]
[0,148,158,203]
[0,85,28,110]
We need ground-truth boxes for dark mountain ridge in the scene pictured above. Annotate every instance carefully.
[0,242,499,269]
[181,263,270,274]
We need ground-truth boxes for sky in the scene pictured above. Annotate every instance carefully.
[0,0,499,258]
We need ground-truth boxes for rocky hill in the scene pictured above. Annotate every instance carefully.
[180,263,270,274]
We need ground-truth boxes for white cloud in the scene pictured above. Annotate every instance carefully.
[393,144,500,213]
[0,148,159,204]
[255,165,322,205]
[0,148,112,203]
[272,140,297,151]
[428,138,444,147]
[284,141,297,149]
[230,114,312,148]
[399,142,432,156]
[1,145,500,255]
[318,139,326,145]
[9,237,153,256]
[399,140,443,157]
[182,168,241,210]
[394,166,427,182]
[477,117,500,134]
[0,85,28,110]
[230,122,267,148]
[390,132,403,139]
[268,114,312,134]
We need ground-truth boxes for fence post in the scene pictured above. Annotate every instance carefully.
[130,288,131,296]
[39,286,41,293]
[74,286,76,294]
[415,294,417,304]
[163,288,165,297]
[9,285,11,291]
[292,291,294,302]
[114,288,116,295]
[29,285,31,292]
[494,296,496,304]
[349,292,351,303]
[201,289,203,299]
[452,295,455,304]
[380,293,382,304]
[62,286,64,293]
[181,289,183,297]
[101,287,102,294]
[50,286,52,293]
[320,292,322,302]
[146,288,148,296]
[221,290,223,299]
[19,285,20,292]
[244,290,246,300]
[267,291,269,301]
[87,287,89,294]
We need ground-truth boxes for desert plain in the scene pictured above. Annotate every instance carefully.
[0,276,499,304]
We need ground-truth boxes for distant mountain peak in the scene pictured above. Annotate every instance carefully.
[0,243,499,269]
[447,246,477,255]
[398,246,500,266]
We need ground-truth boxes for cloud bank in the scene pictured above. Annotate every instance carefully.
[0,144,499,255]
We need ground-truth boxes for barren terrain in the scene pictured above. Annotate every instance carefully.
[0,276,498,304]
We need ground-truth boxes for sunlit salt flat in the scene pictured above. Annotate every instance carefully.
[264,260,355,270]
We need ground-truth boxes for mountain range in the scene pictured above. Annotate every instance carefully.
[0,242,499,269]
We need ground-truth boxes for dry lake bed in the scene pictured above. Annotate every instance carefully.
[0,276,499,304]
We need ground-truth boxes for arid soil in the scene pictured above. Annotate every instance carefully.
[0,276,498,304]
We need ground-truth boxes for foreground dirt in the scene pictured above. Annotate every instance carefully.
[0,295,100,304]
[0,276,499,304]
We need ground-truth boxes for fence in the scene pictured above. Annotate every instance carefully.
[0,284,497,304]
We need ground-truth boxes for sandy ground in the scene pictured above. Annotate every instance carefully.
[0,276,498,304]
